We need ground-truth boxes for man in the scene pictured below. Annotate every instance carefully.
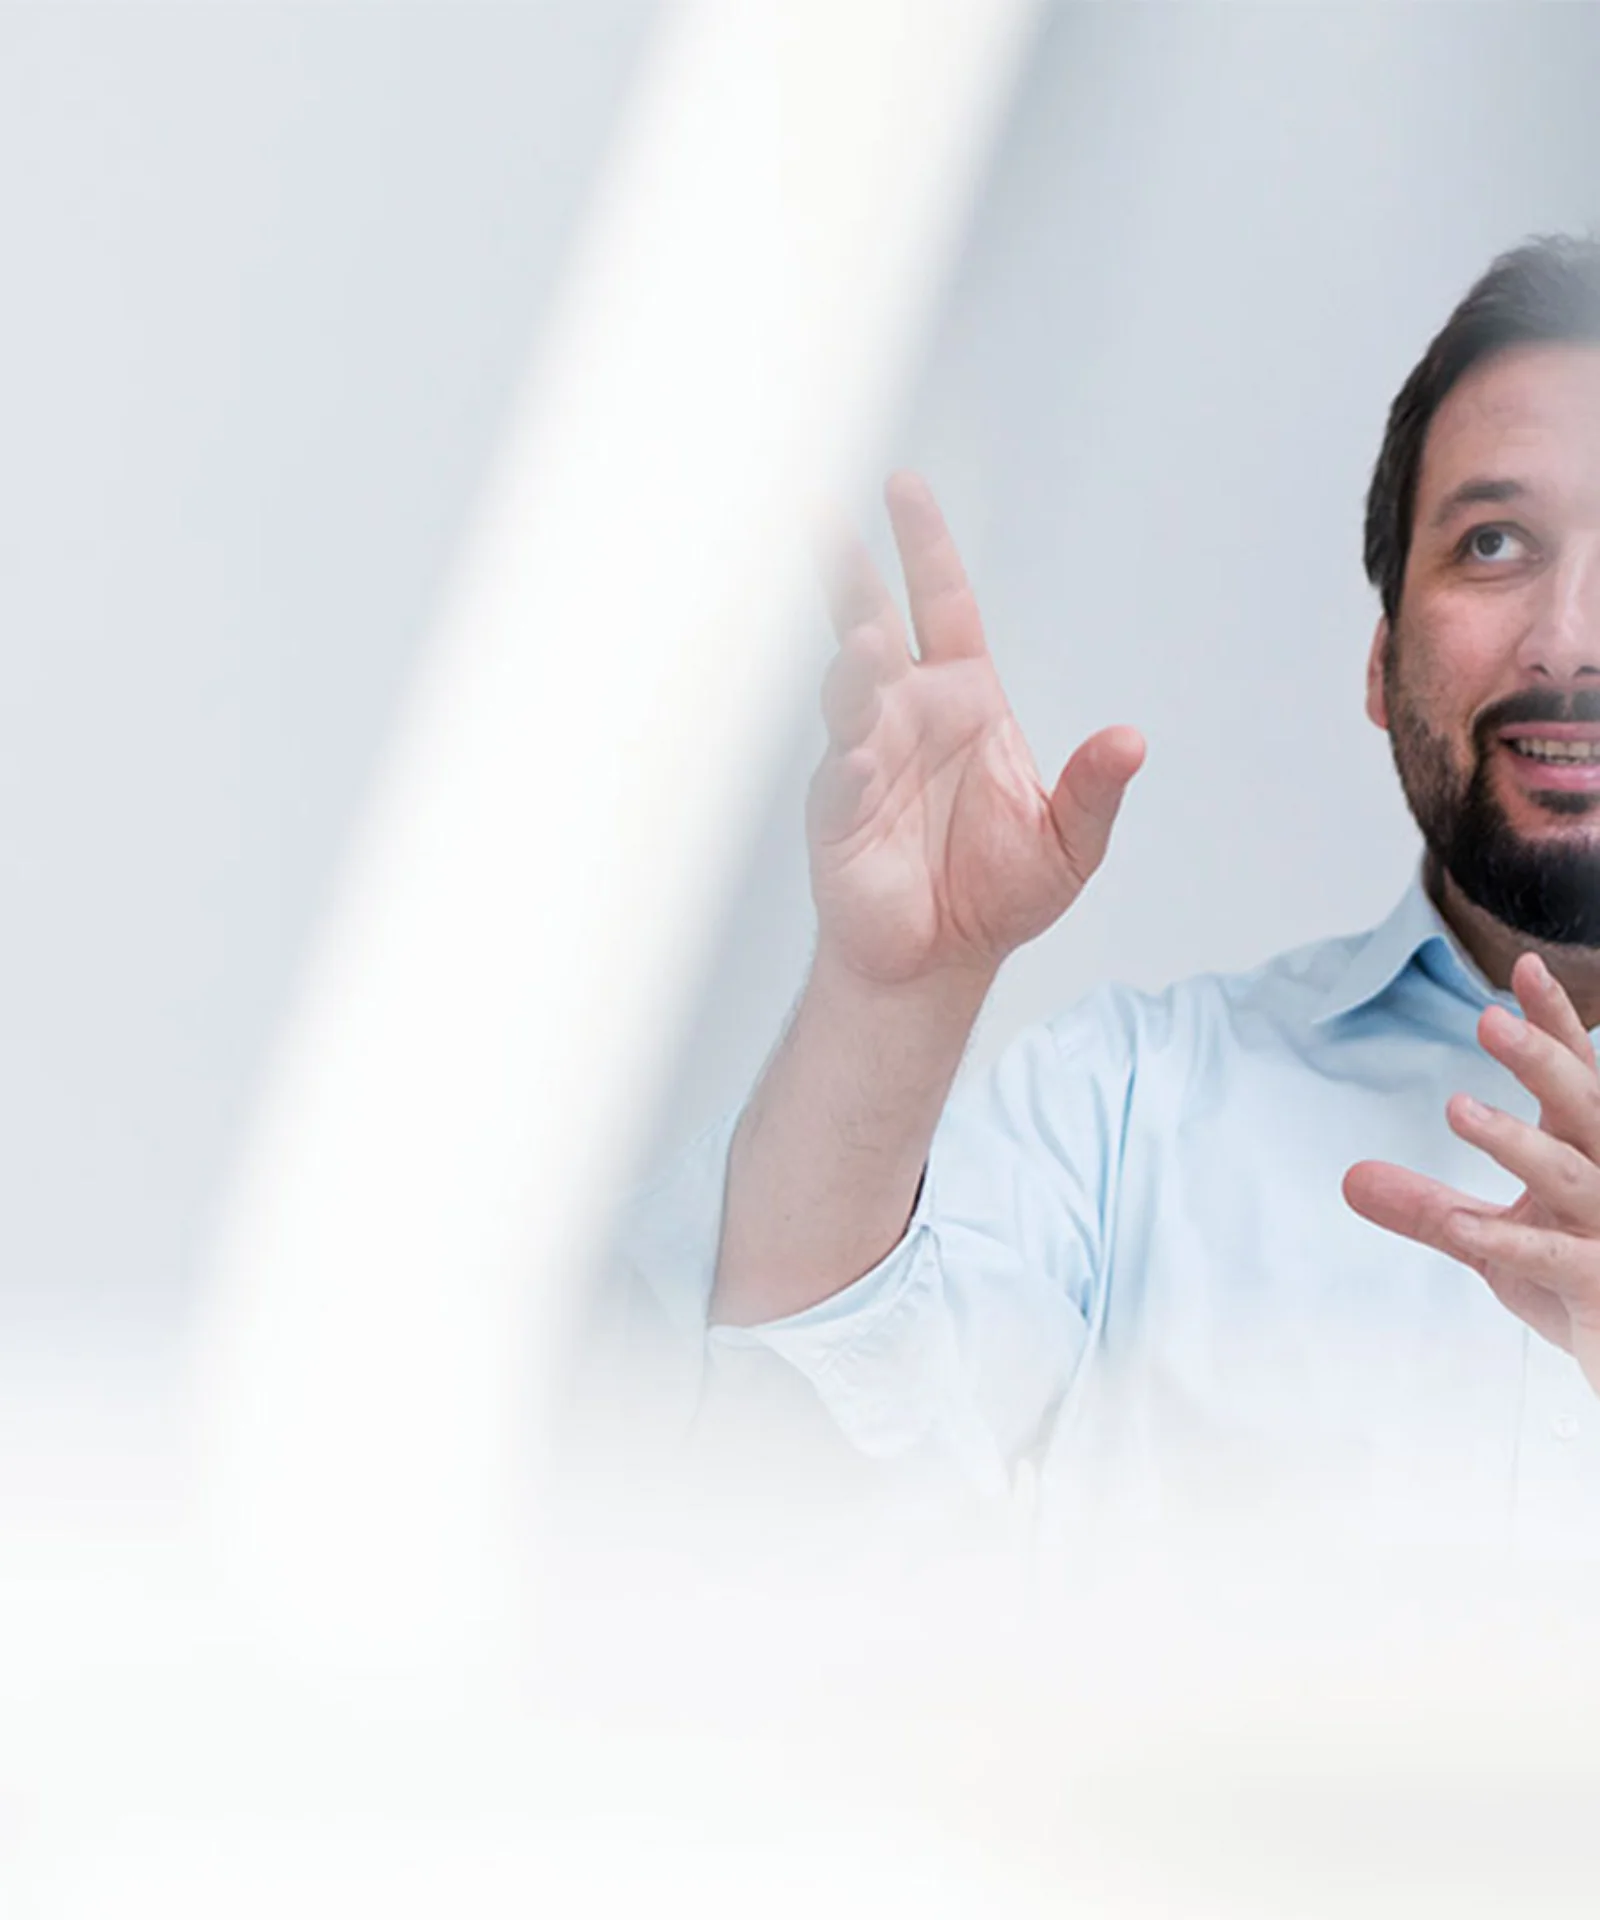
[622,235,1600,1553]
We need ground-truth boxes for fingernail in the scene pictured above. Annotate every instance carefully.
[1446,1210,1484,1243]
[1456,1094,1490,1123]
[1484,1005,1524,1044]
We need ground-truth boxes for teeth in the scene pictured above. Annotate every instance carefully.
[1509,737,1600,763]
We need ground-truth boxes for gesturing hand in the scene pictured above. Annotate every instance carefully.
[809,472,1145,989]
[1344,954,1600,1395]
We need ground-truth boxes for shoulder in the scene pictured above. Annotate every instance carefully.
[1035,923,1373,1069]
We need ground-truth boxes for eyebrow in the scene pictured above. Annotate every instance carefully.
[1427,476,1530,530]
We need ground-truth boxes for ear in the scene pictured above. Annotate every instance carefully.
[1365,616,1390,730]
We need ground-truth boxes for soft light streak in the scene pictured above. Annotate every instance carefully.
[189,0,1041,1672]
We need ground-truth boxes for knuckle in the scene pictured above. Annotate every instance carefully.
[1048,825,1097,897]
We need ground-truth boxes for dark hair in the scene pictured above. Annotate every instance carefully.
[1364,234,1600,623]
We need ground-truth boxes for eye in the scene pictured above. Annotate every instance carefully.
[1460,523,1532,565]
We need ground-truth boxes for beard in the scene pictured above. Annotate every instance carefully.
[1384,642,1600,946]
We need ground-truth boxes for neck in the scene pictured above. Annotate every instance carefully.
[1425,851,1600,1029]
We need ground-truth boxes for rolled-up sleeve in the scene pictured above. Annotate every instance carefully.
[608,988,1135,1492]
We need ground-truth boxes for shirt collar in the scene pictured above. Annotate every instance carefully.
[1312,865,1511,1025]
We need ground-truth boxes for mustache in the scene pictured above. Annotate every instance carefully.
[1474,687,1600,751]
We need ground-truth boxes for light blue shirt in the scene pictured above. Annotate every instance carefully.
[617,875,1600,1557]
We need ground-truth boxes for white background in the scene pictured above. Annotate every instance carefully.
[0,2,654,1363]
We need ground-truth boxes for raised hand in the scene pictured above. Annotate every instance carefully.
[809,472,1144,988]
[1344,954,1600,1394]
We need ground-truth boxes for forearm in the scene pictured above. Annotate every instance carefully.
[709,944,995,1326]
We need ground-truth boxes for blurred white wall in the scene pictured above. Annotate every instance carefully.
[643,2,1600,1169]
[0,2,656,1364]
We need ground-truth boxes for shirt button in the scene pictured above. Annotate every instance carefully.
[1553,1413,1580,1443]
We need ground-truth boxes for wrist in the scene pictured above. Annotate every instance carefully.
[806,938,998,1031]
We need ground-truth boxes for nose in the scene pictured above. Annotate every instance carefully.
[1517,529,1600,683]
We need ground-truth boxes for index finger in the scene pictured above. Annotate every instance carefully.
[1342,1158,1497,1267]
[884,471,987,663]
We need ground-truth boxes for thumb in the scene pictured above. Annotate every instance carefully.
[1047,726,1145,890]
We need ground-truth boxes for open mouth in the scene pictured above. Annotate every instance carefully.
[1506,737,1600,763]
[1497,726,1600,791]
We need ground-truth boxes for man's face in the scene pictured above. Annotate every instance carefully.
[1369,341,1600,943]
